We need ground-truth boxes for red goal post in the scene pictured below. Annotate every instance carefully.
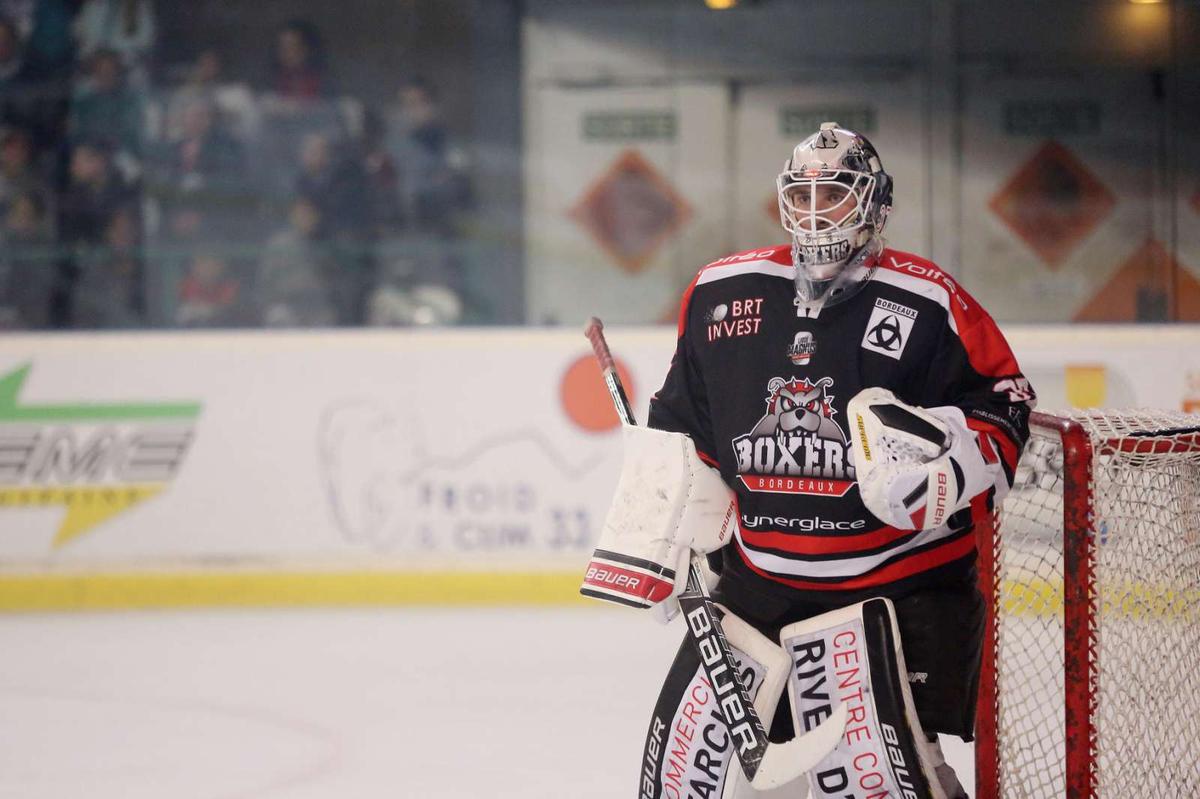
[976,409,1200,799]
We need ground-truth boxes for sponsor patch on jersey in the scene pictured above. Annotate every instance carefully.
[741,514,866,532]
[861,298,917,360]
[732,376,856,495]
[786,330,816,365]
[706,297,763,342]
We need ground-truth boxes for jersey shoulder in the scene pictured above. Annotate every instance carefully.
[694,244,793,286]
[672,245,791,336]
[871,247,992,325]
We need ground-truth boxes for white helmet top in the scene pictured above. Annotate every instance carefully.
[776,122,892,306]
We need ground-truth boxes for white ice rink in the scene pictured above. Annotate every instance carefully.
[0,607,974,798]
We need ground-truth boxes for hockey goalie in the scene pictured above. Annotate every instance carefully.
[581,122,1035,798]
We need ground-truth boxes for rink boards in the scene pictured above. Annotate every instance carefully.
[0,325,1198,610]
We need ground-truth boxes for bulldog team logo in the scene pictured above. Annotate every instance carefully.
[732,377,856,496]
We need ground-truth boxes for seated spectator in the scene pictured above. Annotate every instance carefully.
[0,190,56,328]
[164,48,256,141]
[152,96,248,244]
[58,138,133,247]
[171,96,243,187]
[73,0,155,86]
[361,107,400,235]
[257,195,336,327]
[71,204,143,328]
[0,126,50,216]
[295,131,367,241]
[269,19,327,101]
[70,48,142,160]
[176,248,240,327]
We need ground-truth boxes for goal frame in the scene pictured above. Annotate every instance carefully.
[975,410,1200,799]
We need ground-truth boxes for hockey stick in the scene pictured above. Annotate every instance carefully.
[583,317,847,791]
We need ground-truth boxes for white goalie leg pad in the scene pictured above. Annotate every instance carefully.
[780,598,951,799]
[581,425,736,620]
[642,605,794,799]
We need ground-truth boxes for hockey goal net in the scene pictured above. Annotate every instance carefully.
[976,409,1200,799]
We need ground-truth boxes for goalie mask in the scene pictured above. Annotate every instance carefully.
[777,122,893,306]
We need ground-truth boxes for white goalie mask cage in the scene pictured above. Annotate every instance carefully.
[777,122,893,305]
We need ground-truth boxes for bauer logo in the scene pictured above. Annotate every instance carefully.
[0,364,201,548]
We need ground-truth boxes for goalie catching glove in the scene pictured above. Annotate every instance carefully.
[580,426,736,622]
[848,387,991,531]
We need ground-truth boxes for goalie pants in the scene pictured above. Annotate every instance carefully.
[711,567,986,741]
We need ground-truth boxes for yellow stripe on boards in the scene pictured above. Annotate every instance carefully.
[999,576,1200,621]
[0,571,591,612]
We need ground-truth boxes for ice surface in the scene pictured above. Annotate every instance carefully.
[0,607,974,798]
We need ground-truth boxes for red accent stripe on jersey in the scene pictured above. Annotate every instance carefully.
[966,417,1020,473]
[738,522,911,556]
[738,474,855,497]
[676,270,702,338]
[878,250,1021,379]
[697,450,719,468]
[975,429,1000,465]
[736,531,977,591]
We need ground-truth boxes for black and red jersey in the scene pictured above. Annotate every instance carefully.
[648,244,1033,605]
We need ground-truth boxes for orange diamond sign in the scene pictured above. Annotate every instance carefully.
[570,149,692,274]
[1074,238,1200,322]
[989,141,1115,268]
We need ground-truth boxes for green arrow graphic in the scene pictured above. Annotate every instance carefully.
[0,364,201,423]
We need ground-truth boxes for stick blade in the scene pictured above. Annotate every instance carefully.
[748,702,848,791]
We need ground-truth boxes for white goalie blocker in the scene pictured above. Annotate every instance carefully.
[847,388,996,531]
[580,425,736,621]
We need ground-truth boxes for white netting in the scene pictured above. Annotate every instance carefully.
[989,409,1200,798]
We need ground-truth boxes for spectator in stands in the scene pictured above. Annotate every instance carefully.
[73,0,155,86]
[69,48,142,159]
[396,76,469,236]
[17,0,72,81]
[70,204,143,328]
[165,48,223,135]
[155,96,247,243]
[294,131,372,321]
[0,14,20,83]
[57,138,133,247]
[0,126,50,216]
[176,247,240,327]
[361,107,401,235]
[171,96,243,186]
[0,2,32,39]
[0,6,72,160]
[385,76,469,309]
[296,131,367,239]
[270,19,326,101]
[257,194,336,327]
[0,190,55,328]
